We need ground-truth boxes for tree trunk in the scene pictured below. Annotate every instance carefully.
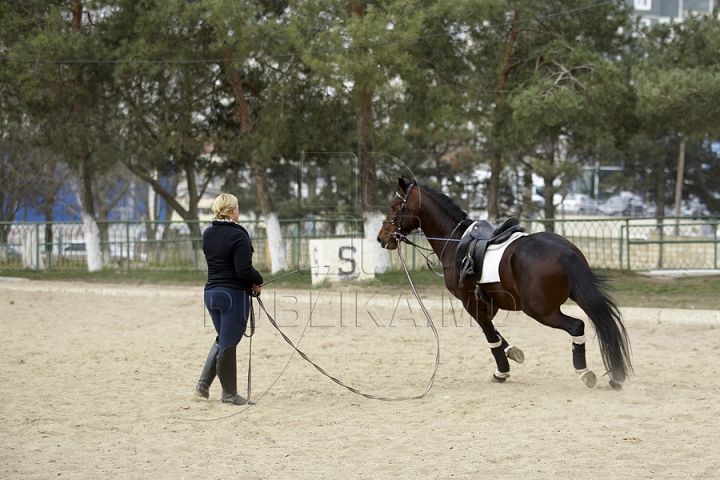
[99,221,111,265]
[674,136,685,236]
[42,205,54,246]
[356,89,390,274]
[348,1,389,274]
[78,152,102,271]
[144,172,160,264]
[183,162,202,240]
[250,161,287,273]
[541,139,557,233]
[521,159,535,218]
[674,136,686,217]
[654,167,666,219]
[488,137,503,223]
[224,62,287,273]
[488,9,521,223]
[655,159,666,268]
[71,2,101,272]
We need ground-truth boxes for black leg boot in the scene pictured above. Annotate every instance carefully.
[194,339,220,399]
[216,346,248,405]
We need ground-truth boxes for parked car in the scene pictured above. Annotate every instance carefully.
[109,244,148,262]
[1,244,22,260]
[600,194,645,217]
[558,193,599,215]
[62,243,86,260]
[679,197,710,217]
[645,202,709,217]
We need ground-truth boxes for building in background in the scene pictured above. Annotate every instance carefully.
[629,0,716,27]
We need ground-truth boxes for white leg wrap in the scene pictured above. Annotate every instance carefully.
[504,345,513,354]
[494,370,510,379]
[488,340,502,348]
[571,335,586,345]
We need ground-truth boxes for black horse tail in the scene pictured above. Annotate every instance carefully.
[563,253,632,384]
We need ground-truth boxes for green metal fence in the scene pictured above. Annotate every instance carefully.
[0,218,363,272]
[622,219,720,270]
[1,216,719,273]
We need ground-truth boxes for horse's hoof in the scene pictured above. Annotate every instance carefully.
[507,347,525,364]
[579,370,597,389]
[492,372,509,383]
[609,379,623,390]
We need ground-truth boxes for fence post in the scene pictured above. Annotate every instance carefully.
[126,221,131,271]
[715,223,718,270]
[625,219,631,270]
[657,218,664,269]
[36,223,41,270]
[619,224,624,270]
[46,222,52,270]
[292,223,298,268]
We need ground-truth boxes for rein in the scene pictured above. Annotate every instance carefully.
[186,257,442,422]
[241,264,328,400]
[255,249,441,401]
[393,220,465,277]
[385,183,469,278]
[186,265,330,423]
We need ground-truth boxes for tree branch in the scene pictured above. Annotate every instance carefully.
[123,157,191,220]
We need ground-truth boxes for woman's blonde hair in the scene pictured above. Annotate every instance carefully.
[211,193,239,220]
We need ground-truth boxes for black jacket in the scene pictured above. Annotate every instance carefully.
[203,221,263,292]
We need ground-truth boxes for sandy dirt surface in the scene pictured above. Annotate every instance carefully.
[1,279,719,479]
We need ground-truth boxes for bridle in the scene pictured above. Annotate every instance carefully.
[381,182,465,277]
[382,183,415,240]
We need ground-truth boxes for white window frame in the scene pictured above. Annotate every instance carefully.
[634,0,652,11]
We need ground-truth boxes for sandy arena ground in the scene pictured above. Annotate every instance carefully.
[1,279,719,479]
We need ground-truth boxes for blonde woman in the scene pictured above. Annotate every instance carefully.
[194,193,263,405]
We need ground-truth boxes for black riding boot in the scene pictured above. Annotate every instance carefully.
[194,339,219,399]
[216,346,248,405]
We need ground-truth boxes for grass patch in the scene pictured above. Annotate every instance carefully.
[0,268,207,285]
[370,268,445,286]
[0,267,314,289]
[2,267,719,310]
[259,269,313,288]
[596,269,720,310]
[359,268,720,310]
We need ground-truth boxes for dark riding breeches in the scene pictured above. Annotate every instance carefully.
[204,287,251,355]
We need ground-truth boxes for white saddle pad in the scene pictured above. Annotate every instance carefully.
[478,232,528,284]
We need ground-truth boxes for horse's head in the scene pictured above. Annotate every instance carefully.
[377,177,421,250]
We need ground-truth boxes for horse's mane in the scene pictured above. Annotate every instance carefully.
[415,183,472,227]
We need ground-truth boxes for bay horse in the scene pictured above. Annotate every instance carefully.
[377,178,632,389]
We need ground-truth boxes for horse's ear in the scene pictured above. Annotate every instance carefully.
[398,177,408,192]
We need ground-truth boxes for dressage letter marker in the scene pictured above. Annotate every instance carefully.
[309,239,375,285]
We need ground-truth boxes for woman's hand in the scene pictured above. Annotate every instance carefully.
[251,284,262,297]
